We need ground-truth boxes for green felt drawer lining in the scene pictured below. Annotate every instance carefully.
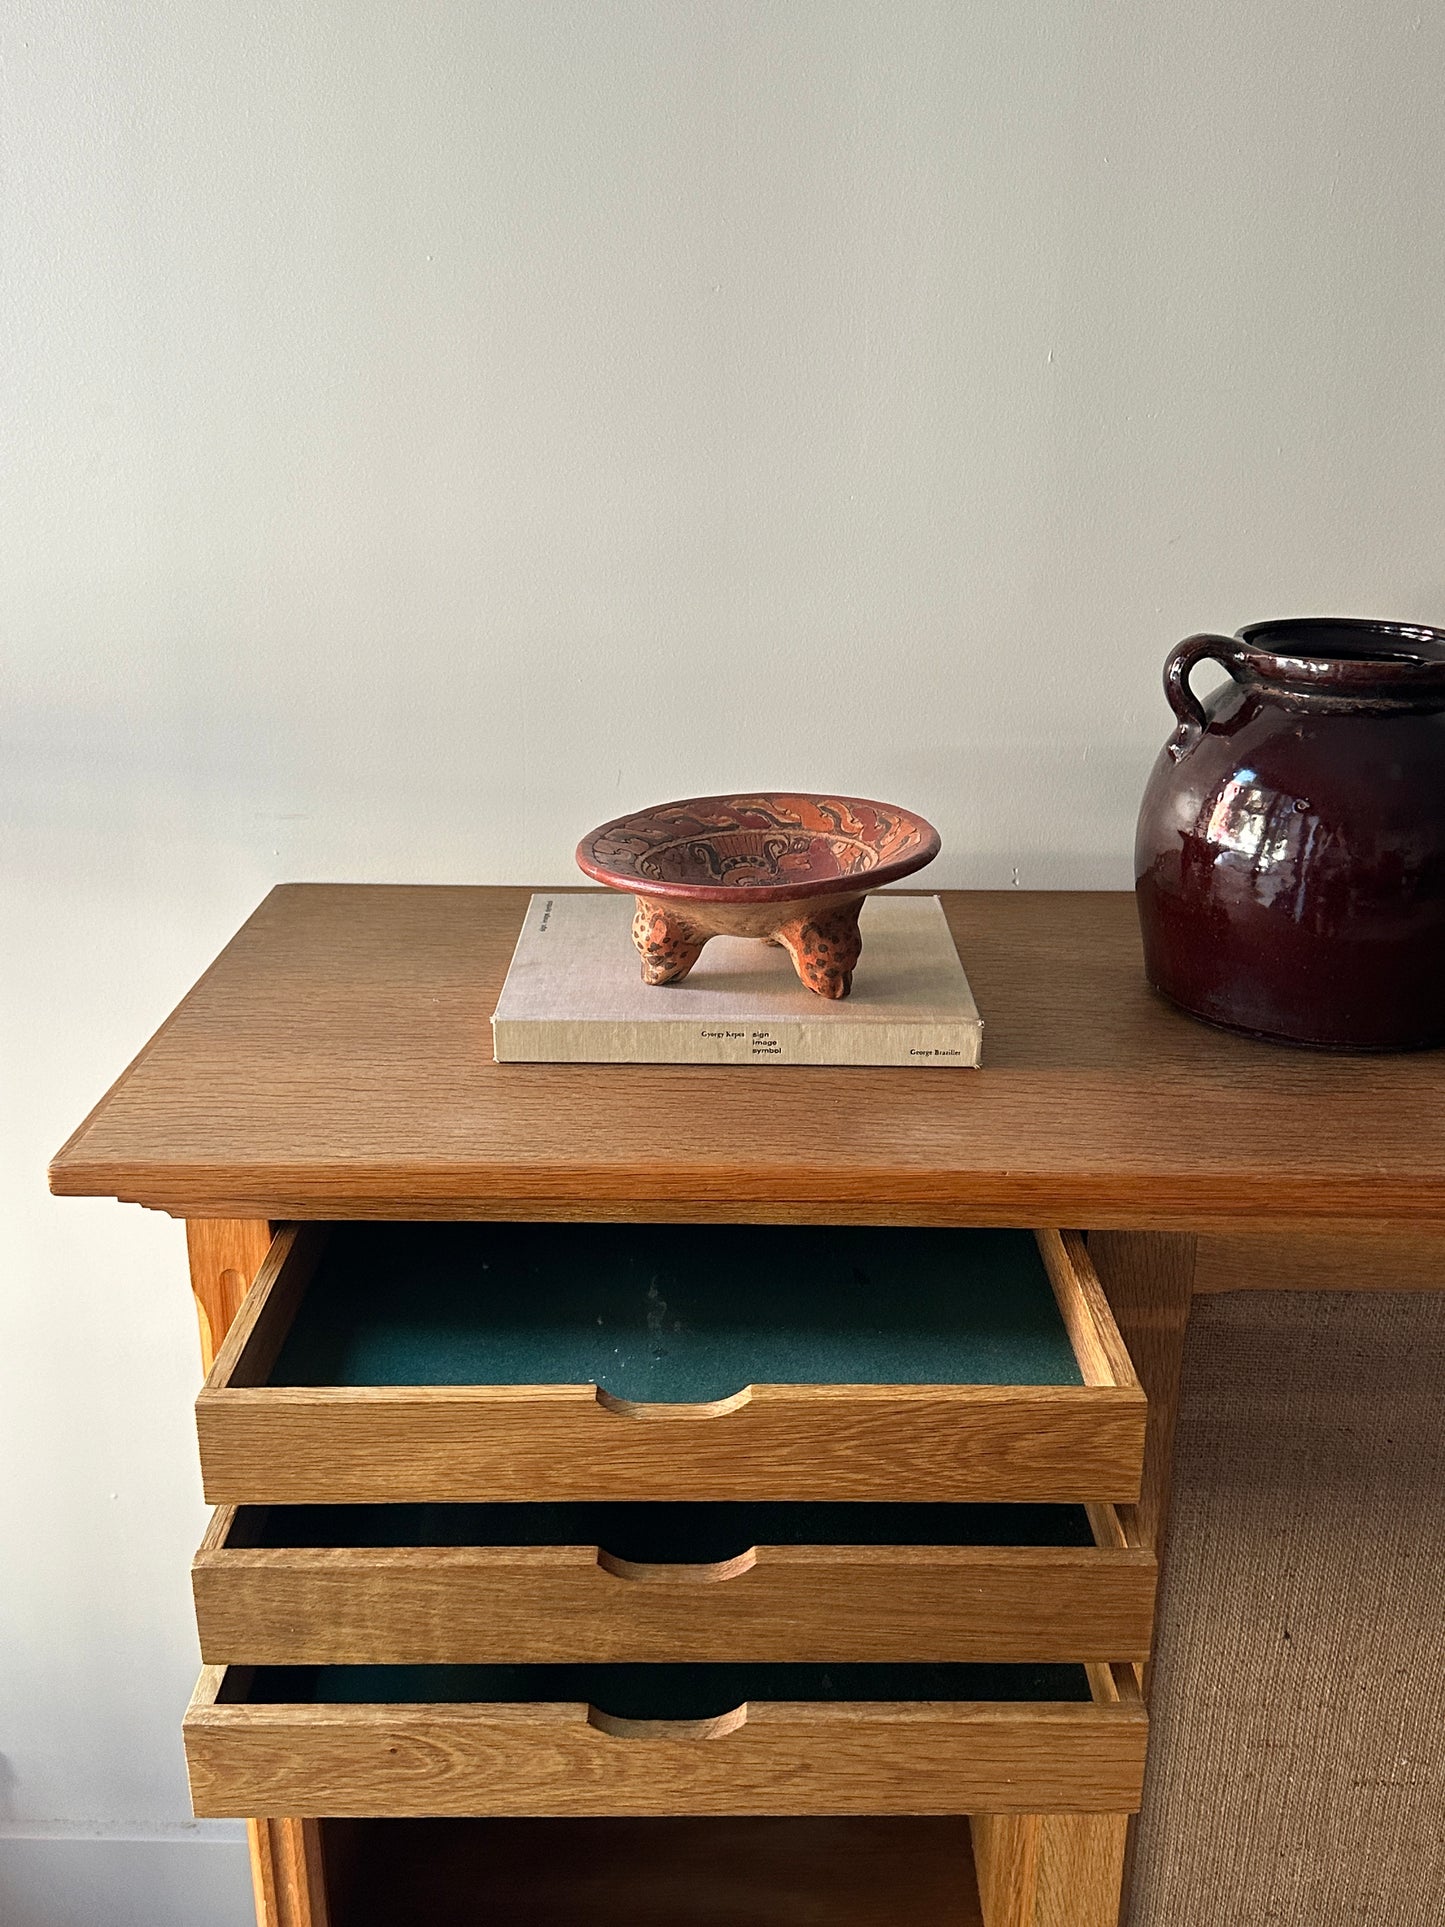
[237,1662,1094,1720]
[269,1223,1081,1402]
[246,1501,1098,1561]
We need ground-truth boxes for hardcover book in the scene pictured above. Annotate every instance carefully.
[491,891,983,1067]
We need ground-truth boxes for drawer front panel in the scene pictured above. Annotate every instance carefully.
[185,1667,1148,1820]
[197,1384,1144,1505]
[194,1518,1156,1666]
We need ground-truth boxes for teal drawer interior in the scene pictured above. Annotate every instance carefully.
[269,1223,1082,1401]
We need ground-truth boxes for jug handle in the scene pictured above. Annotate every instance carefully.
[1164,632,1246,752]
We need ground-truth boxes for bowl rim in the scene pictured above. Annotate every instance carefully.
[575,791,943,904]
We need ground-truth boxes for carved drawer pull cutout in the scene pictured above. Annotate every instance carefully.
[587,1704,749,1741]
[595,1547,758,1583]
[593,1385,752,1418]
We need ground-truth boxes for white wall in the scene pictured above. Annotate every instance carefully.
[5,3,1445,1918]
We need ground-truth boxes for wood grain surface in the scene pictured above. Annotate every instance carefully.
[49,885,1445,1229]
[193,1505,1156,1667]
[185,1222,324,1927]
[1088,1234,1196,1566]
[1038,1232,1140,1389]
[187,1221,275,1374]
[184,1666,1148,1820]
[247,1819,328,1927]
[1086,1232,1196,1912]
[972,1812,1129,1927]
[196,1380,1145,1506]
[1194,1228,1445,1292]
[322,1816,984,1927]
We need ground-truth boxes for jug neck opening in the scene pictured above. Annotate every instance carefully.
[1235,618,1445,707]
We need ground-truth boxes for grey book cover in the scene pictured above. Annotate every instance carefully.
[491,891,983,1067]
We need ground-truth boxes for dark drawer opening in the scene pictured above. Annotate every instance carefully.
[229,1660,1095,1719]
[236,1500,1100,1562]
[320,1816,984,1927]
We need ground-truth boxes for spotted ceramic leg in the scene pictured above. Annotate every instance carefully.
[632,897,711,984]
[775,896,865,999]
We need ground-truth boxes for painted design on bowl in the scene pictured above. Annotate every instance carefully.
[576,793,941,998]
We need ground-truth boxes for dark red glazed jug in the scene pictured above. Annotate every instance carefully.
[1135,617,1445,1049]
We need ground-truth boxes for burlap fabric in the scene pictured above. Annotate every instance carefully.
[1129,1291,1445,1924]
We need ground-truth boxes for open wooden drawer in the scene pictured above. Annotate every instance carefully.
[193,1499,1155,1665]
[184,1658,1147,1819]
[195,1223,1145,1505]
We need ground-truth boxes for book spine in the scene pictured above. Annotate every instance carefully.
[492,1018,982,1067]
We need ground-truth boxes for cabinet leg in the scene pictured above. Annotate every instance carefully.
[248,1819,329,1927]
[1085,1231,1197,1922]
[186,1219,275,1373]
[1087,1231,1196,1573]
[971,1813,1129,1927]
[185,1220,329,1927]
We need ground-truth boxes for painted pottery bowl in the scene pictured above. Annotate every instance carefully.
[576,792,941,999]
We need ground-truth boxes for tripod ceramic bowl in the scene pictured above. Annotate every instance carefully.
[576,792,941,999]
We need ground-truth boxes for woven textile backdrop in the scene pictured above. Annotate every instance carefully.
[1130,1290,1445,1924]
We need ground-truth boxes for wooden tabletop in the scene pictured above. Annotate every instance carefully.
[48,884,1445,1232]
